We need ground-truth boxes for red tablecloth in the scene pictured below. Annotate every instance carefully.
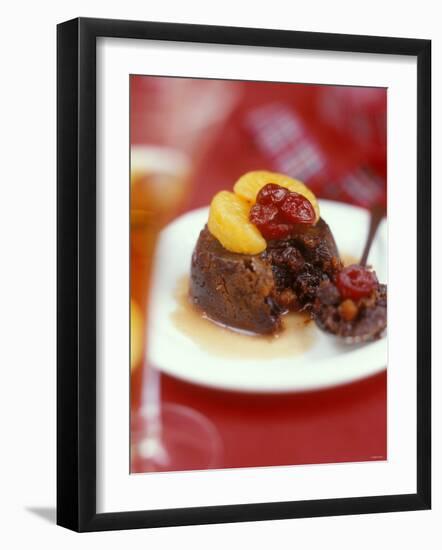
[132,370,386,469]
[131,77,387,470]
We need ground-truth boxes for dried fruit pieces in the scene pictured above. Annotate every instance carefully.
[208,191,267,254]
[233,170,320,223]
[207,171,319,254]
[250,184,316,240]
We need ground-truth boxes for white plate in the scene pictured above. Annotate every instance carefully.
[148,200,387,393]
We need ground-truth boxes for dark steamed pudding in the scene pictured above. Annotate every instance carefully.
[189,219,342,334]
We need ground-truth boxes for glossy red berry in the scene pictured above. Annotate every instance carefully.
[249,203,289,239]
[249,183,315,240]
[280,193,315,224]
[336,265,378,300]
[249,203,279,225]
[256,183,289,206]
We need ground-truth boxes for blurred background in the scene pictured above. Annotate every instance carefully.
[131,76,386,211]
[130,75,387,473]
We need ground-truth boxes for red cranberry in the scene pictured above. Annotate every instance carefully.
[280,193,315,224]
[249,183,315,240]
[256,183,289,205]
[336,265,378,300]
[249,203,290,239]
[259,222,292,240]
[249,203,279,224]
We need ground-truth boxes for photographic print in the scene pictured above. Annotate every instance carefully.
[129,76,388,474]
[57,17,430,531]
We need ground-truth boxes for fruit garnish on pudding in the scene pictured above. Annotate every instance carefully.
[207,172,320,255]
[249,184,316,240]
[233,170,320,223]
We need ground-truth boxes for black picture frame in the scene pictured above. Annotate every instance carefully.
[57,17,431,532]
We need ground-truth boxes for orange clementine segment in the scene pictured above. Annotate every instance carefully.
[208,191,267,254]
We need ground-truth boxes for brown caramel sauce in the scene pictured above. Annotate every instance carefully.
[171,277,315,359]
